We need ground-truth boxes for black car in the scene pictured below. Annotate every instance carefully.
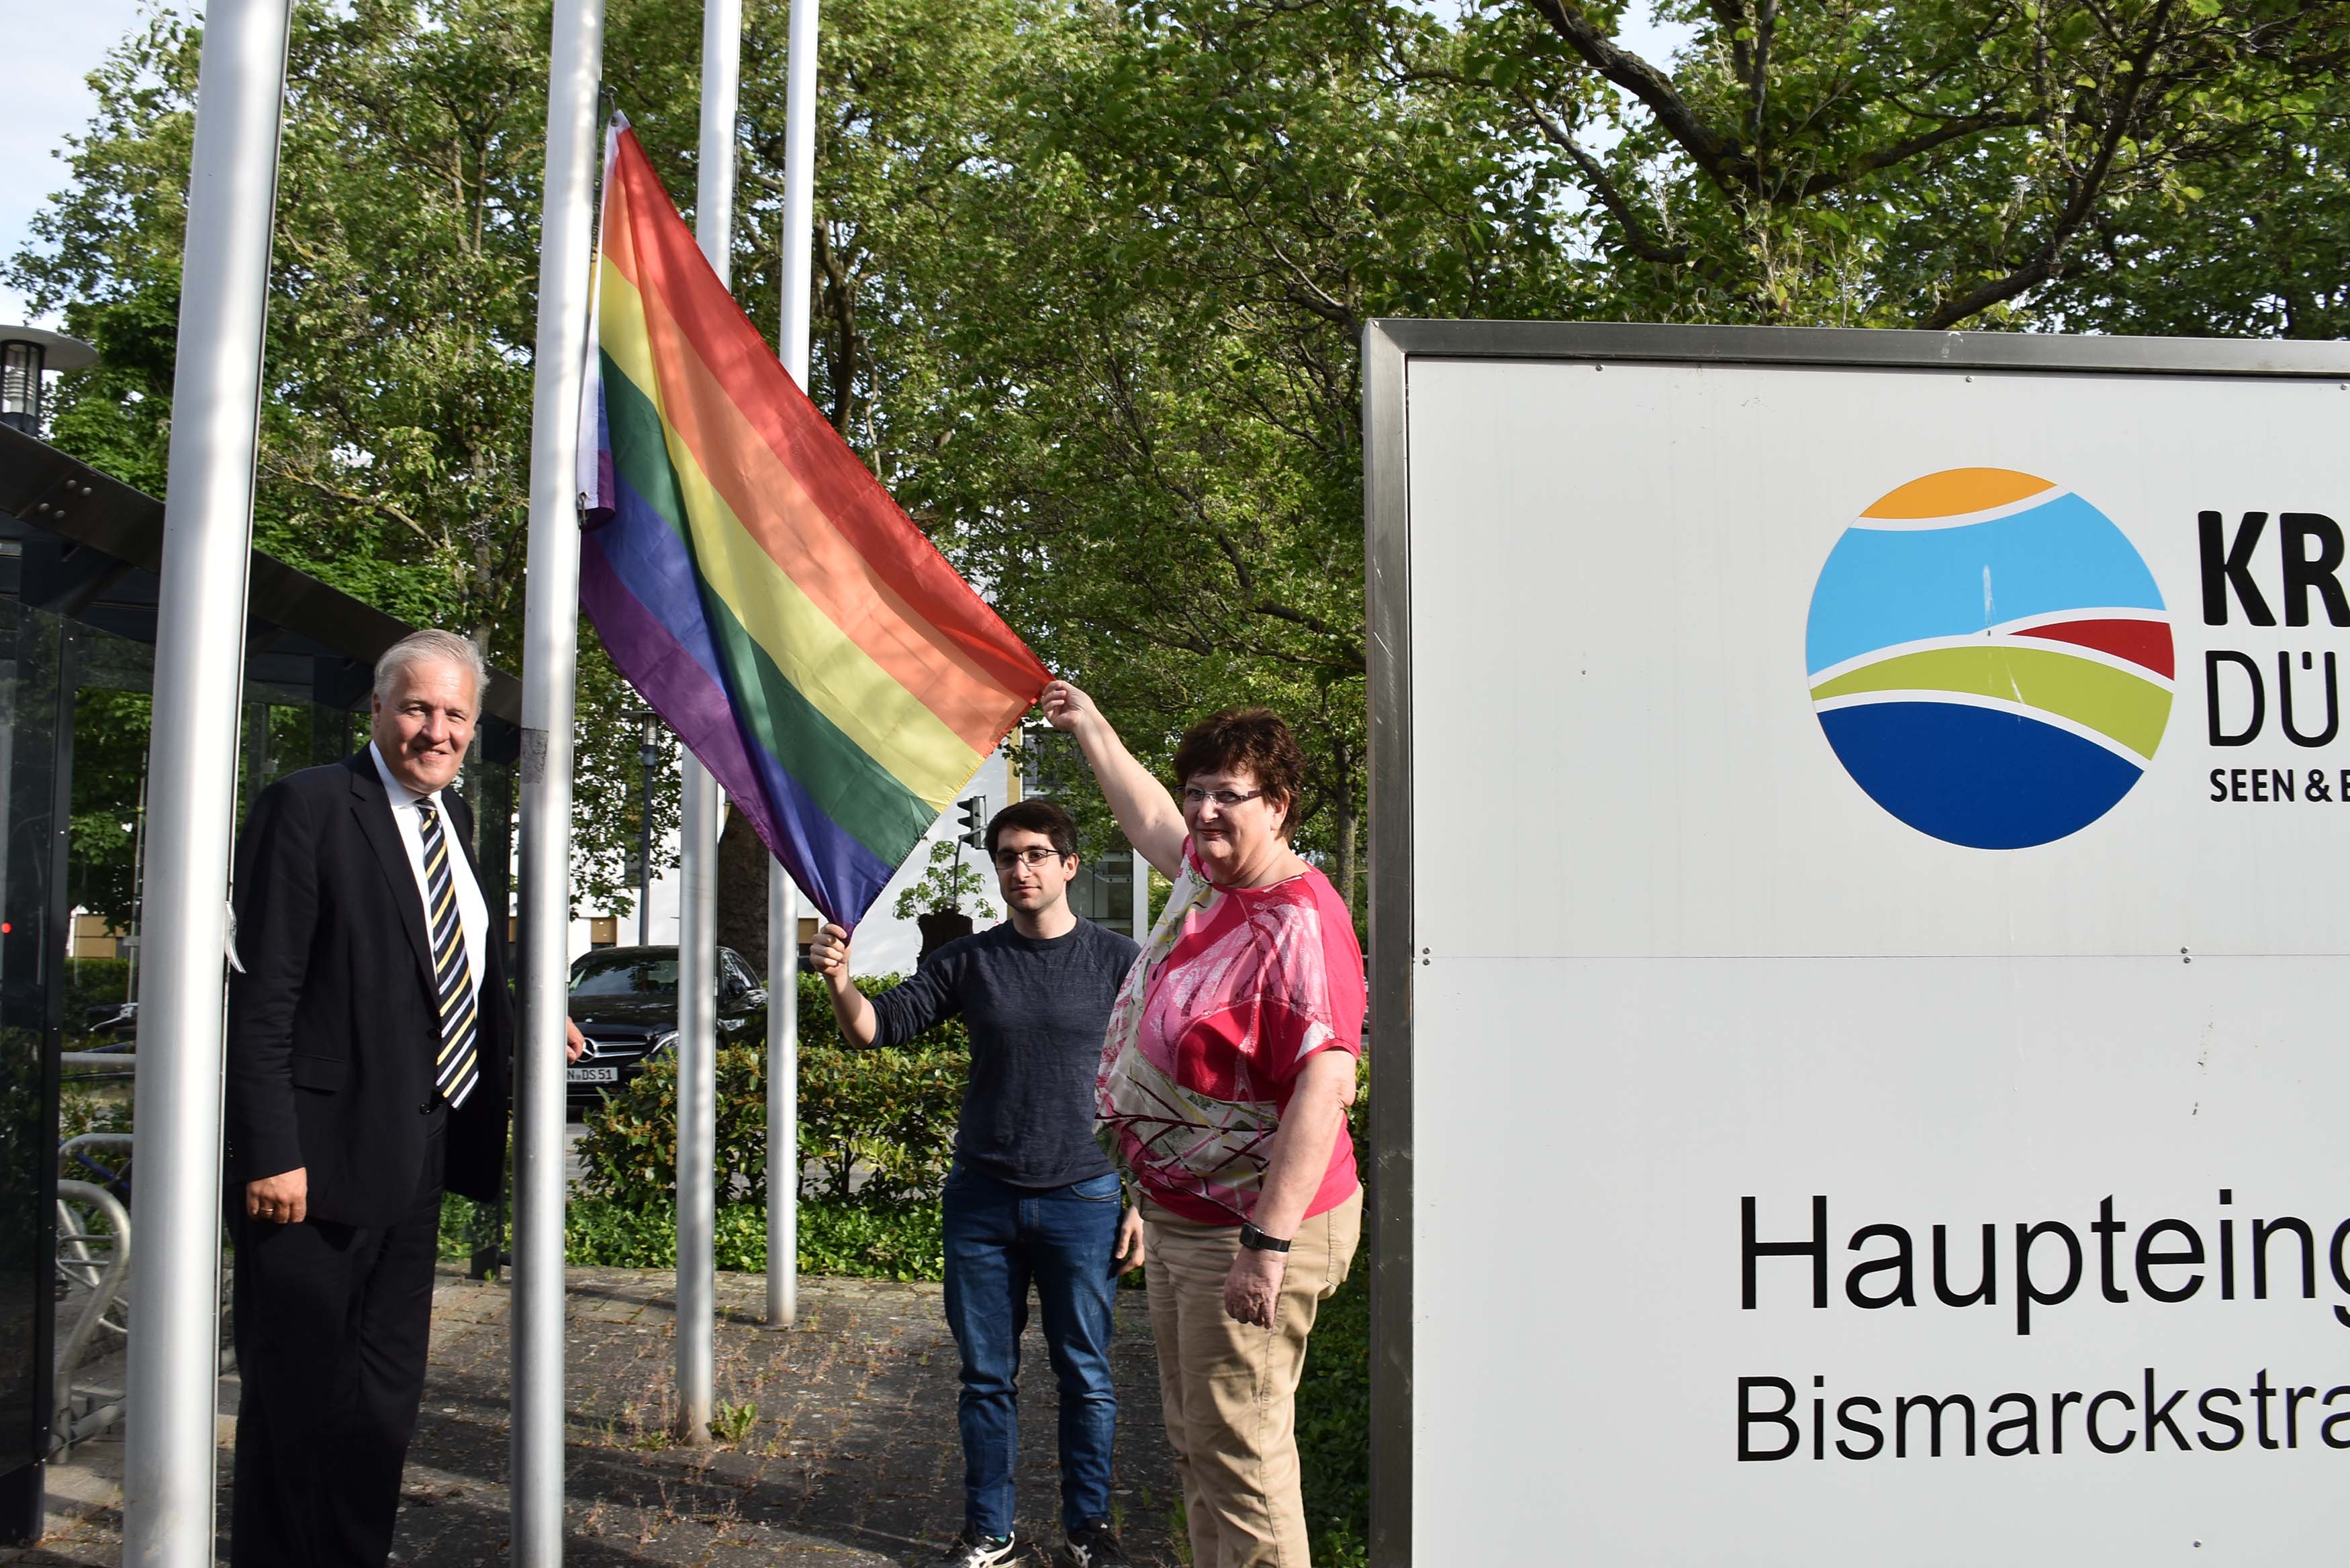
[565,944,767,1105]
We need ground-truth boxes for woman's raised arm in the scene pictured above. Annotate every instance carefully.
[1039,679,1188,879]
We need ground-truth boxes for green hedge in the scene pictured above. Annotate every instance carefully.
[436,1194,945,1280]
[571,972,969,1211]
[1294,1058,1373,1568]
[65,957,131,1016]
[1297,1269,1369,1568]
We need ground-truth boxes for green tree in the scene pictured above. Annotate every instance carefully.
[1446,0,2350,330]
[10,0,675,910]
[818,0,1575,916]
[69,690,153,930]
[18,0,2348,943]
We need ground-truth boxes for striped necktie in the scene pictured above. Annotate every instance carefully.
[417,798,479,1110]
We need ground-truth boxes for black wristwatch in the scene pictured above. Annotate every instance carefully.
[1239,1222,1292,1254]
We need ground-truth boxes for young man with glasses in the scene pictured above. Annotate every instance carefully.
[812,799,1142,1568]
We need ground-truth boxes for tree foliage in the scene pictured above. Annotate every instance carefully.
[1449,0,2350,330]
[874,0,1577,914]
[11,0,2348,932]
[891,839,998,921]
[11,0,671,908]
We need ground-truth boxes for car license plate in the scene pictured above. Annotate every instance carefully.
[567,1065,618,1083]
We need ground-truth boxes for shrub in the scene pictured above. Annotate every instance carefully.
[58,1083,133,1142]
[573,1045,775,1209]
[1297,1266,1369,1568]
[1296,1052,1373,1568]
[797,1197,945,1279]
[445,1195,949,1281]
[796,1039,966,1208]
[64,957,131,1019]
[56,1083,135,1192]
[573,972,970,1211]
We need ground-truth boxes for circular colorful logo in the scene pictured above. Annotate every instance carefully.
[1805,468,2173,850]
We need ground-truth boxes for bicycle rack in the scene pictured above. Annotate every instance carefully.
[58,1131,134,1199]
[52,1177,132,1454]
[49,1132,242,1457]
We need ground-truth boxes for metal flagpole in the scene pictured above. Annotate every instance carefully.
[675,0,739,1443]
[675,763,717,1442]
[512,0,605,1554]
[767,0,820,1332]
[765,866,797,1325]
[122,0,292,1557]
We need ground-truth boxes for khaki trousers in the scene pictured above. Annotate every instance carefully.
[1142,1189,1362,1568]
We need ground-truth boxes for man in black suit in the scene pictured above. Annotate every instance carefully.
[223,628,571,1566]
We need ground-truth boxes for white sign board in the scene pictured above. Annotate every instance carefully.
[1364,324,2350,1566]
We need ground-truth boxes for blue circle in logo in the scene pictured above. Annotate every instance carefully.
[1805,469,2173,850]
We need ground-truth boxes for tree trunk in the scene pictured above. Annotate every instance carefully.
[714,805,770,976]
[1328,732,1362,930]
[1335,788,1360,930]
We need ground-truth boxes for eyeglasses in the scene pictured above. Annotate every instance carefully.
[1182,786,1266,809]
[992,847,1067,870]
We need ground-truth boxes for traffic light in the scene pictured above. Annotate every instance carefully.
[956,795,986,850]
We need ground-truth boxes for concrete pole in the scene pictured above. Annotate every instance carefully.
[121,0,292,1559]
[766,0,819,1332]
[1131,848,1151,942]
[674,0,739,1442]
[510,0,605,1557]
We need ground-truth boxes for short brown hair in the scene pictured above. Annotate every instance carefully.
[1172,707,1305,830]
[986,797,1078,859]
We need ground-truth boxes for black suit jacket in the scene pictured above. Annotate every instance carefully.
[224,750,514,1226]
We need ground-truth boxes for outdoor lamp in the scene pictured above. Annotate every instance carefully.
[0,326,98,436]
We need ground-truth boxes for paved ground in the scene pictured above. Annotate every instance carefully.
[11,1268,1182,1567]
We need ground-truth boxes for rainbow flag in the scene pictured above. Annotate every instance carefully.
[576,117,1049,925]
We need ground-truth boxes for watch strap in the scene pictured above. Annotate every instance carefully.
[1239,1221,1292,1254]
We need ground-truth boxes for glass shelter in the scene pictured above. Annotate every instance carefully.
[0,424,520,1542]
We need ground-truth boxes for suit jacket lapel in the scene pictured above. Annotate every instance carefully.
[346,751,440,1000]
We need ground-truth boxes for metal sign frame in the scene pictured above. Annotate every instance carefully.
[1359,319,2350,1564]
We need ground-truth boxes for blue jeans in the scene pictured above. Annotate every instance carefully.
[941,1163,1123,1537]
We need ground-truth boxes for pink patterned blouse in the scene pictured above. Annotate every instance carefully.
[1095,841,1365,1225]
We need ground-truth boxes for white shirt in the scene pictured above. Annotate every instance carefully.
[370,742,488,1008]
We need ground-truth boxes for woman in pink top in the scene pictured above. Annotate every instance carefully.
[1042,681,1362,1568]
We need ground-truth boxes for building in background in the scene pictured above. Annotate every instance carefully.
[0,422,523,1543]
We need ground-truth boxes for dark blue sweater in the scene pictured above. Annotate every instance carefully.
[868,918,1139,1188]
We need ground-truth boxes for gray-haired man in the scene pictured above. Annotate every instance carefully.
[223,629,578,1566]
